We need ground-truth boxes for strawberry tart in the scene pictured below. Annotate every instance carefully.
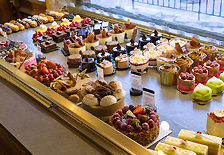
[204,60,220,78]
[179,72,195,91]
[192,66,208,83]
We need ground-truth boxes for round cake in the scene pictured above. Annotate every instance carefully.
[99,60,113,75]
[130,54,149,73]
[115,54,129,69]
[179,72,195,91]
[67,54,82,68]
[109,105,160,146]
[188,51,207,67]
[94,45,107,54]
[199,45,217,61]
[192,65,208,83]
[215,54,224,70]
[204,60,220,78]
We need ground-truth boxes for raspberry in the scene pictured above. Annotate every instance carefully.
[122,106,129,114]
[142,122,149,130]
[135,125,142,132]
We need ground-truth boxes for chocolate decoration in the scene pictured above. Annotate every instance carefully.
[118,30,122,33]
[125,33,128,39]
[85,58,88,62]
[142,34,146,41]
[154,30,158,36]
[45,41,51,45]
[57,31,61,35]
[175,42,183,54]
[90,46,94,50]
[130,39,134,46]
[115,37,118,41]
[101,49,105,56]
[190,36,200,47]
[105,41,107,45]
[43,36,47,39]
[117,44,121,51]
[78,41,83,46]
[79,50,82,55]
[94,35,97,41]
[106,33,109,37]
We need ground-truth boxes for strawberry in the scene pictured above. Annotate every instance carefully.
[46,61,56,69]
[40,67,49,75]
[127,118,140,126]
[133,105,146,114]
[37,63,46,69]
[138,115,149,122]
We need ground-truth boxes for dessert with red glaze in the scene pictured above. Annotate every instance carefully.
[109,105,160,146]
[69,21,81,28]
[204,60,220,78]
[57,24,69,31]
[215,54,224,70]
[207,110,224,138]
[192,65,208,83]
[45,27,57,36]
[25,60,65,86]
[81,18,91,25]
[32,31,46,42]
[179,72,195,91]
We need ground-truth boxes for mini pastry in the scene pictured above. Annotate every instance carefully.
[220,72,224,82]
[60,18,71,26]
[109,80,122,90]
[121,19,136,39]
[115,54,129,69]
[143,42,156,50]
[40,40,57,52]
[155,143,197,155]
[192,65,208,83]
[39,13,54,22]
[129,48,142,56]
[164,136,208,155]
[16,19,30,29]
[159,63,179,74]
[94,45,107,54]
[157,54,175,71]
[68,41,86,54]
[83,33,99,50]
[91,79,108,89]
[67,54,82,68]
[100,95,117,106]
[205,77,224,94]
[97,49,111,63]
[174,55,193,73]
[63,39,72,54]
[48,11,64,19]
[96,28,112,45]
[126,39,139,55]
[169,38,187,47]
[204,60,220,78]
[72,15,82,23]
[144,48,161,67]
[191,83,212,102]
[184,36,201,52]
[83,94,99,106]
[0,24,12,34]
[106,41,119,54]
[156,43,174,54]
[22,18,37,27]
[4,23,19,32]
[69,21,81,28]
[36,35,53,44]
[28,16,43,26]
[45,27,57,36]
[36,24,48,33]
[178,129,222,155]
[62,13,74,21]
[52,31,68,43]
[130,54,149,73]
[112,44,126,58]
[68,94,80,104]
[215,54,224,70]
[139,34,150,50]
[113,89,126,100]
[199,45,218,61]
[49,21,59,29]
[188,51,207,67]
[81,49,96,60]
[207,110,224,138]
[80,85,95,97]
[109,24,125,43]
[179,72,195,91]
[45,13,61,21]
[57,24,70,32]
[9,20,25,31]
[81,57,96,72]
[150,30,162,44]
[99,60,114,75]
[33,15,48,23]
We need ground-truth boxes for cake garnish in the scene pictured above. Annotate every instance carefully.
[85,58,89,62]
[145,42,156,50]
[180,138,188,145]
[124,19,136,29]
[101,49,105,56]
[90,46,94,50]
[167,145,176,151]
[125,33,128,39]
[86,32,95,43]
[175,42,184,54]
[133,105,146,114]
[195,131,203,138]
[114,24,119,33]
[154,30,158,36]
[130,39,134,46]
[117,44,121,51]
[115,36,118,41]
[138,114,149,122]
[45,41,51,45]
[142,34,146,41]
[214,110,224,117]
[190,36,200,47]
[127,118,140,126]
[126,110,136,118]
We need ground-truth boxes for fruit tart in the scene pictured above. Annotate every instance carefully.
[192,65,208,83]
[215,54,224,70]
[179,72,195,91]
[109,105,160,146]
[204,60,220,78]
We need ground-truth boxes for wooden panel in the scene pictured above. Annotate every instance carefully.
[19,0,46,15]
[0,0,15,23]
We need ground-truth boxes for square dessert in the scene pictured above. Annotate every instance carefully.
[40,40,57,52]
[52,31,68,43]
[36,35,53,44]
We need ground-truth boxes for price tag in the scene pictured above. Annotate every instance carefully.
[3,31,7,39]
[102,21,109,27]
[94,24,101,30]
[97,64,104,79]
[36,43,42,56]
[143,88,155,109]
[131,71,142,90]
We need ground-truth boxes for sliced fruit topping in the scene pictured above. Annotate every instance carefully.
[138,114,149,122]
[127,118,140,126]
[133,105,146,114]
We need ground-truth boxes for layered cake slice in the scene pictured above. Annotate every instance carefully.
[207,110,224,138]
[155,143,197,155]
[164,136,208,155]
[130,54,149,73]
[178,129,222,155]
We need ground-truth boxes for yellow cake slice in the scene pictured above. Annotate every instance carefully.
[155,143,197,155]
[164,136,208,155]
[178,129,222,155]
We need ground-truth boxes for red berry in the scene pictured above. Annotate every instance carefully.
[199,69,203,74]
[53,72,59,78]
[37,76,43,82]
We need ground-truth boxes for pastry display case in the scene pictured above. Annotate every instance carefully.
[0,1,224,154]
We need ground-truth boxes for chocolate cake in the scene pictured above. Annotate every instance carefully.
[81,58,96,72]
[112,44,126,59]
[106,41,119,54]
[81,49,96,60]
[67,54,82,68]
[36,35,53,44]
[52,31,67,43]
[94,45,107,54]
[139,34,150,50]
[40,40,57,52]
[97,49,111,63]
[150,30,162,45]
[126,39,139,55]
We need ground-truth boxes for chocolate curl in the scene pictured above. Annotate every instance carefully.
[125,33,128,39]
[114,25,119,33]
[85,58,89,62]
[130,39,134,46]
[87,33,94,43]
[117,44,121,51]
[132,29,137,41]
[175,42,184,54]
[94,35,97,41]
[101,28,107,38]
[90,46,94,50]
[142,34,146,41]
[115,37,118,41]
[79,50,82,55]
[154,30,158,36]
[101,49,105,56]
[190,36,200,47]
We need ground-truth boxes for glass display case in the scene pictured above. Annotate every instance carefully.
[0,1,224,154]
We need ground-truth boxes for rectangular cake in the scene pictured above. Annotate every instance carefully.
[178,129,222,155]
[155,143,197,155]
[164,136,208,155]
[207,110,224,138]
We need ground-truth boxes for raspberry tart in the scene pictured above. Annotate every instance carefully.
[204,60,220,78]
[109,105,160,146]
[192,66,208,83]
[179,72,195,91]
[215,54,224,70]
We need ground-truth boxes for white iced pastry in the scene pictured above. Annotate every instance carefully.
[130,54,149,73]
[83,94,99,106]
[144,48,161,66]
[156,43,174,54]
[98,35,112,45]
[100,95,117,106]
[130,47,142,56]
[113,89,126,100]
